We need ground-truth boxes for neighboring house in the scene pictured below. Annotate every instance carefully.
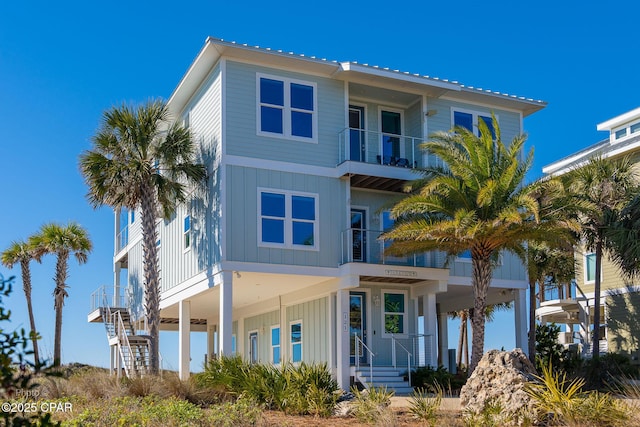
[539,107,640,361]
[88,37,545,391]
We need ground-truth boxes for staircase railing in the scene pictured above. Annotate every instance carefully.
[354,334,375,388]
[113,310,135,378]
[391,335,413,387]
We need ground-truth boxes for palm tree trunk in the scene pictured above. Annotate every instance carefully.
[53,252,69,366]
[470,256,492,375]
[593,238,603,359]
[464,309,471,369]
[528,278,536,364]
[141,183,160,375]
[20,259,39,366]
[456,310,466,369]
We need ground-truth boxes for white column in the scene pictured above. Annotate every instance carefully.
[514,288,528,354]
[179,299,191,380]
[219,271,233,356]
[437,309,449,371]
[113,262,121,306]
[336,289,350,390]
[422,294,438,367]
[206,321,215,362]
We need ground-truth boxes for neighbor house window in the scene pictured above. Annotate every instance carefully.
[258,189,318,250]
[271,326,281,364]
[257,74,317,141]
[290,321,302,363]
[231,335,237,355]
[383,291,407,335]
[615,128,627,140]
[183,215,191,250]
[453,109,496,139]
[585,253,596,282]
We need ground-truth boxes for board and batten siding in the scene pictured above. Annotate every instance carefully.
[286,297,330,364]
[225,164,345,267]
[448,251,526,281]
[224,60,345,167]
[127,240,145,321]
[606,290,640,354]
[243,310,280,363]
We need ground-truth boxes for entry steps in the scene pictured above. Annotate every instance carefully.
[355,366,414,395]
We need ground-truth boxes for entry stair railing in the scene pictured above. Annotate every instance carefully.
[354,334,375,389]
[97,286,150,378]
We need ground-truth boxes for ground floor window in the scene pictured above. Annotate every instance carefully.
[290,321,302,362]
[271,326,281,364]
[382,290,407,335]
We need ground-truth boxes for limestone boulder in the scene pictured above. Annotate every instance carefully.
[460,348,536,415]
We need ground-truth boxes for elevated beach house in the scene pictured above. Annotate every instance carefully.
[539,107,640,362]
[89,37,546,391]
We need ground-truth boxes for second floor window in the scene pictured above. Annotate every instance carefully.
[259,190,318,250]
[453,109,495,139]
[585,253,596,283]
[258,74,316,142]
[183,215,191,250]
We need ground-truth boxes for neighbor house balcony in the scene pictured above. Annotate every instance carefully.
[340,228,438,268]
[337,128,443,192]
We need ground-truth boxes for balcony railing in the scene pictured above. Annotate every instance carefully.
[338,128,446,170]
[116,227,128,254]
[341,228,434,267]
[90,285,127,312]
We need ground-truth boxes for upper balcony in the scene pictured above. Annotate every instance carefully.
[337,128,443,192]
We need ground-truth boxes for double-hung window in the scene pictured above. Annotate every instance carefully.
[183,215,191,250]
[259,189,318,250]
[382,290,408,336]
[271,326,281,364]
[453,109,496,139]
[258,74,317,142]
[290,321,302,363]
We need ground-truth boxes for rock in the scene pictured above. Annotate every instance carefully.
[460,348,536,415]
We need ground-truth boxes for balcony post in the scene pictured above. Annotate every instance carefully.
[514,288,528,355]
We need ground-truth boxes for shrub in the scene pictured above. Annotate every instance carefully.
[207,396,262,427]
[535,323,570,372]
[350,386,395,424]
[410,365,466,394]
[408,385,442,426]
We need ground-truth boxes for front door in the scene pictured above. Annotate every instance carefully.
[381,110,401,164]
[350,291,368,365]
[249,331,258,364]
[351,209,366,262]
[349,106,365,162]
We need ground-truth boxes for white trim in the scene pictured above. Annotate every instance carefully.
[256,72,318,143]
[290,319,303,363]
[381,289,409,337]
[257,188,320,251]
[440,95,524,115]
[597,106,640,131]
[248,329,259,363]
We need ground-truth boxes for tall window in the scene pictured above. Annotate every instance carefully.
[258,74,317,142]
[271,326,281,364]
[453,109,495,139]
[290,321,302,362]
[183,215,191,250]
[259,190,318,250]
[383,291,407,335]
[585,253,596,282]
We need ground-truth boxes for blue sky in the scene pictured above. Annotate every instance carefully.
[1,1,638,372]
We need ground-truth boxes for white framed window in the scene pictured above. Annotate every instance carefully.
[248,330,259,364]
[257,73,317,142]
[290,320,302,363]
[452,108,497,139]
[130,210,135,224]
[258,189,319,250]
[231,334,237,355]
[271,326,281,364]
[585,253,596,283]
[382,290,408,336]
[183,214,191,250]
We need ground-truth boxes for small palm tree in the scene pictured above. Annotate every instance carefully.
[383,116,572,373]
[30,222,92,366]
[607,192,640,279]
[562,156,637,358]
[79,100,206,374]
[1,240,41,365]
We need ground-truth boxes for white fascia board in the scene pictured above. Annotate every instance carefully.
[542,144,605,176]
[339,62,461,92]
[597,106,640,131]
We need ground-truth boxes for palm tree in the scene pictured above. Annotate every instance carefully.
[1,240,41,366]
[79,100,206,374]
[29,222,92,366]
[383,116,572,373]
[607,192,640,278]
[562,156,637,358]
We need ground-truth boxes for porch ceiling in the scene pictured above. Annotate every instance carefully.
[349,174,408,192]
[349,82,422,106]
[436,283,522,313]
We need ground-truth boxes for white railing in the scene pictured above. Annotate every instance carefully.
[90,285,127,312]
[391,335,413,387]
[116,227,129,253]
[354,334,375,389]
[338,128,422,168]
[341,228,427,267]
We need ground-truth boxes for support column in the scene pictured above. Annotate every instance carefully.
[179,299,191,380]
[514,288,528,354]
[437,306,449,371]
[206,321,215,362]
[422,294,438,368]
[336,289,350,390]
[219,271,233,356]
[113,262,121,306]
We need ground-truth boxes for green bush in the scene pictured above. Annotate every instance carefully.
[410,365,466,394]
[207,397,262,427]
[408,385,441,426]
[535,323,570,372]
[350,386,394,424]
